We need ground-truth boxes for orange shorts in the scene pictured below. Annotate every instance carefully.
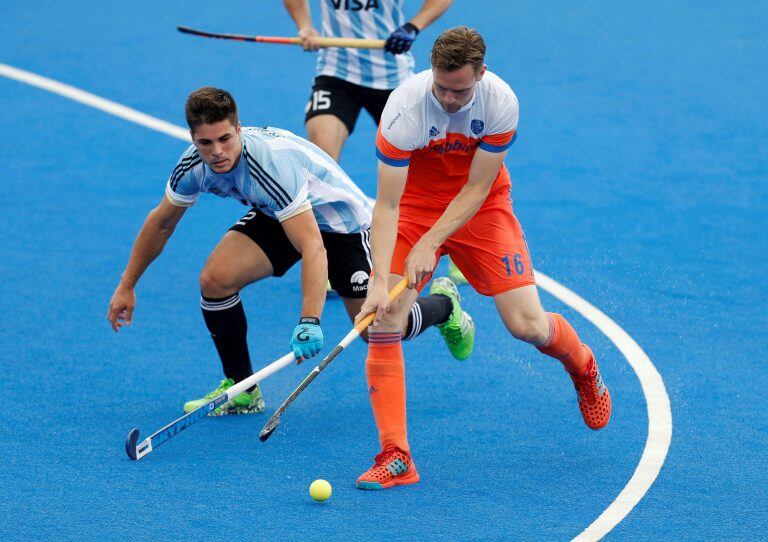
[392,189,536,296]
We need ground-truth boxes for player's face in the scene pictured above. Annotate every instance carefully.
[192,120,242,173]
[432,64,486,113]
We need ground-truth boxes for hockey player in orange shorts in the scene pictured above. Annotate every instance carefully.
[354,26,612,490]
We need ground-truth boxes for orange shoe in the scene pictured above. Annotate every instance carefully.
[570,347,612,430]
[355,447,420,490]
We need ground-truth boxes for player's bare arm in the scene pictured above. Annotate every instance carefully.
[408,0,453,32]
[357,161,408,326]
[280,208,328,320]
[107,196,187,332]
[281,208,328,360]
[405,148,507,287]
[283,0,320,51]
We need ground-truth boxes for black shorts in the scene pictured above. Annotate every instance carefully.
[305,76,393,134]
[229,208,371,298]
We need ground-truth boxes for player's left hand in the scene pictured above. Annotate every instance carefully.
[404,240,437,289]
[291,317,324,361]
[384,22,419,55]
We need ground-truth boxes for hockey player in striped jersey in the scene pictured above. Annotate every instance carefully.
[284,0,469,285]
[284,0,452,162]
[107,87,474,415]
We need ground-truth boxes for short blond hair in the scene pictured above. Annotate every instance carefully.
[430,26,486,73]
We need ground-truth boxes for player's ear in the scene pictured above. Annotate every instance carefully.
[476,64,487,82]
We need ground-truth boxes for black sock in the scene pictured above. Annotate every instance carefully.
[200,293,253,384]
[403,294,453,340]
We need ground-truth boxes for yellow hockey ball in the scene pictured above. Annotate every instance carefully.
[309,479,332,502]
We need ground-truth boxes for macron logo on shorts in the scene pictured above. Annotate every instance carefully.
[350,270,369,292]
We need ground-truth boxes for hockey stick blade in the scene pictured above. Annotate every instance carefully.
[259,417,280,442]
[124,352,294,460]
[125,428,140,460]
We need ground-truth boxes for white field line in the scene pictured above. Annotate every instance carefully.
[0,63,191,142]
[1,63,672,542]
[535,273,672,541]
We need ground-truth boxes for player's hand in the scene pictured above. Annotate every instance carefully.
[404,240,436,289]
[107,283,136,332]
[298,27,321,51]
[384,22,419,55]
[356,277,390,327]
[291,317,323,361]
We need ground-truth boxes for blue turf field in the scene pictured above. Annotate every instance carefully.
[1,1,766,540]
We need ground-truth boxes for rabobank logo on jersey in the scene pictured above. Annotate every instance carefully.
[427,137,476,156]
[350,270,370,292]
[471,119,485,135]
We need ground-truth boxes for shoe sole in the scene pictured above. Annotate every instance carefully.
[430,278,460,302]
[356,469,420,490]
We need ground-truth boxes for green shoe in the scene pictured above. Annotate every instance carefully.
[447,259,469,286]
[183,378,265,416]
[430,277,475,361]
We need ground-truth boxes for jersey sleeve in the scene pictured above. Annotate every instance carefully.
[375,94,422,167]
[165,146,203,207]
[249,151,311,222]
[478,87,519,153]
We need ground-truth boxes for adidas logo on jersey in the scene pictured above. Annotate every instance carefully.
[350,270,370,292]
[429,125,439,138]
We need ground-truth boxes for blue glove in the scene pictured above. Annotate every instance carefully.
[291,317,324,360]
[384,22,419,55]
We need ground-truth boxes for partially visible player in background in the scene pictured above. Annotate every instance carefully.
[282,0,468,285]
[283,0,451,161]
[107,87,472,416]
[354,27,613,490]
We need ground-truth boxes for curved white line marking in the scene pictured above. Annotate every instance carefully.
[535,273,672,541]
[0,63,672,541]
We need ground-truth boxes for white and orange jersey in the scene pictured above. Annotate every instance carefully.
[376,69,518,209]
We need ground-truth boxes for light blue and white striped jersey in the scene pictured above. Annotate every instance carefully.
[317,0,414,90]
[165,127,372,234]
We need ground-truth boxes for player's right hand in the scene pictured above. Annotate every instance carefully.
[107,284,136,332]
[356,277,390,327]
[298,27,320,51]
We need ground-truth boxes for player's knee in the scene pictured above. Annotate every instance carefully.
[504,311,549,344]
[199,265,237,298]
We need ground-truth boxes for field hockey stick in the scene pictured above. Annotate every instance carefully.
[125,352,295,460]
[259,278,409,442]
[177,26,385,49]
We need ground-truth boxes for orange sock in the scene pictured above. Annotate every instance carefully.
[536,313,590,374]
[366,332,410,453]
